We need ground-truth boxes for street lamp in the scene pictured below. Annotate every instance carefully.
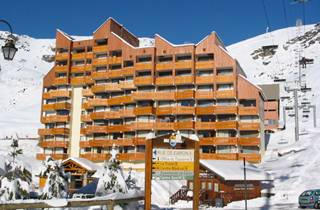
[0,19,17,60]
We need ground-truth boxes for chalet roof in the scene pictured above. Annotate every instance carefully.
[200,160,272,181]
[259,84,280,100]
[63,157,100,172]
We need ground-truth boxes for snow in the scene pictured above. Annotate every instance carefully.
[63,157,101,172]
[200,160,272,181]
[138,37,155,48]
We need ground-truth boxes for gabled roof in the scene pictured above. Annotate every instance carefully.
[200,160,272,181]
[259,84,280,100]
[238,74,267,100]
[63,157,100,172]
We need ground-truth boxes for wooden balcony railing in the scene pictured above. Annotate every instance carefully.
[175,121,194,130]
[71,52,86,60]
[38,140,68,148]
[238,153,261,163]
[43,90,71,99]
[80,153,110,162]
[132,92,155,100]
[156,62,174,71]
[175,90,194,100]
[87,98,108,107]
[41,115,69,123]
[92,58,108,66]
[70,76,93,86]
[238,137,260,146]
[54,65,68,73]
[238,122,260,131]
[134,77,153,86]
[214,106,238,114]
[215,90,236,99]
[108,56,122,65]
[195,91,215,99]
[91,83,121,93]
[119,81,136,89]
[155,77,175,86]
[135,62,153,71]
[82,89,94,97]
[155,92,175,100]
[215,121,238,129]
[196,106,214,115]
[117,152,145,161]
[213,137,238,145]
[36,153,68,161]
[70,65,85,73]
[195,61,214,69]
[175,76,193,85]
[174,61,193,69]
[92,45,108,53]
[215,75,235,83]
[238,107,258,115]
[195,122,216,130]
[195,76,215,85]
[42,102,71,111]
[91,71,108,80]
[200,153,238,160]
[55,52,69,60]
[134,106,154,115]
[53,77,68,86]
[38,127,69,136]
[155,122,175,130]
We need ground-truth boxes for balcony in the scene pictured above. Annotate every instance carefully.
[134,106,154,115]
[55,52,69,60]
[71,66,85,73]
[43,90,71,99]
[175,61,193,69]
[132,92,155,101]
[200,153,238,160]
[132,122,155,130]
[156,62,174,71]
[41,115,69,123]
[155,77,174,86]
[238,137,260,146]
[213,137,238,145]
[175,106,195,115]
[71,53,86,60]
[214,106,238,114]
[175,90,194,100]
[195,76,215,84]
[156,107,174,115]
[53,77,68,86]
[117,152,145,161]
[135,62,153,71]
[70,76,93,86]
[215,121,238,129]
[119,81,135,89]
[91,84,121,93]
[175,76,193,85]
[238,107,258,115]
[108,95,133,105]
[108,56,122,65]
[134,77,153,86]
[215,75,235,84]
[80,153,110,162]
[238,122,260,131]
[195,61,214,69]
[107,125,129,133]
[82,89,94,97]
[238,153,261,163]
[120,109,135,118]
[215,90,236,99]
[108,69,123,78]
[155,92,175,101]
[42,102,71,111]
[91,71,108,80]
[195,122,216,130]
[36,153,68,161]
[54,65,68,73]
[92,58,108,66]
[84,125,107,134]
[175,121,194,130]
[93,45,108,53]
[196,106,214,115]
[88,98,108,107]
[39,140,68,148]
[38,127,69,136]
[155,122,174,130]
[122,67,135,76]
[195,91,215,99]
[199,137,215,146]
[90,111,110,120]
[81,115,91,122]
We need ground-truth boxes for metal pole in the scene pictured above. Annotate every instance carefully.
[0,19,13,34]
[294,89,299,141]
[310,105,317,127]
[283,106,287,129]
[243,158,248,210]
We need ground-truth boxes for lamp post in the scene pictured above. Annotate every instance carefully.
[0,19,18,60]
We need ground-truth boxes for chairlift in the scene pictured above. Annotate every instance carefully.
[285,106,293,110]
[274,78,286,82]
[299,57,314,68]
[281,96,290,100]
[302,114,309,118]
[302,109,310,113]
[288,113,295,117]
[301,87,312,92]
[301,101,311,105]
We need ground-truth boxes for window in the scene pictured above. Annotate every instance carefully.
[136,55,152,63]
[240,146,259,154]
[96,66,107,71]
[158,55,173,63]
[72,48,85,54]
[201,146,215,153]
[217,83,233,90]
[198,100,214,107]
[197,85,213,91]
[216,130,236,137]
[158,71,172,77]
[240,131,259,138]
[207,182,213,190]
[216,145,237,153]
[216,99,236,106]
[178,100,194,107]
[176,69,191,76]
[196,53,214,61]
[240,115,259,123]
[109,64,121,70]
[96,53,107,59]
[217,68,233,75]
[196,69,213,76]
[201,182,206,190]
[110,50,122,57]
[124,60,134,67]
[217,114,236,122]
[239,99,256,107]
[158,100,174,107]
[176,54,192,61]
[95,39,108,46]
[136,70,151,77]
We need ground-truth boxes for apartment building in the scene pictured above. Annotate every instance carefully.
[37,18,266,163]
[259,84,280,132]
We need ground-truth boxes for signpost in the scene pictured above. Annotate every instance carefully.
[144,133,200,210]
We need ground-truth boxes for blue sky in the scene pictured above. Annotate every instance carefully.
[1,0,319,45]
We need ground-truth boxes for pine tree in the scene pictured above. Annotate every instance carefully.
[0,137,32,201]
[39,156,69,199]
[95,146,128,196]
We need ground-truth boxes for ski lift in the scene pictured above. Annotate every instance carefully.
[288,113,295,117]
[299,57,314,68]
[302,109,310,113]
[301,87,312,92]
[281,96,290,100]
[285,106,293,110]
[274,78,286,82]
[301,101,310,105]
[302,114,309,118]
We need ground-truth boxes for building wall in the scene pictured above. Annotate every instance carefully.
[264,100,279,132]
[37,18,265,163]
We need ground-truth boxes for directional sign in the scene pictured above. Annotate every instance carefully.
[152,149,194,162]
[152,161,194,171]
[152,171,194,180]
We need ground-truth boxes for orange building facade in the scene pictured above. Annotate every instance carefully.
[37,18,266,163]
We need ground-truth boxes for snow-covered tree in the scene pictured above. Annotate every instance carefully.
[95,146,128,196]
[125,167,138,190]
[39,156,69,199]
[0,137,32,201]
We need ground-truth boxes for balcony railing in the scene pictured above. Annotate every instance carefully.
[42,102,71,111]
[134,77,154,86]
[238,107,258,115]
[38,140,68,148]
[43,90,71,99]
[41,115,69,123]
[93,45,108,53]
[195,76,215,84]
[238,122,260,131]
[195,61,214,69]
[38,127,69,136]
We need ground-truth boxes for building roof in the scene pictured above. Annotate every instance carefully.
[63,157,101,172]
[200,160,272,181]
[258,84,280,100]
